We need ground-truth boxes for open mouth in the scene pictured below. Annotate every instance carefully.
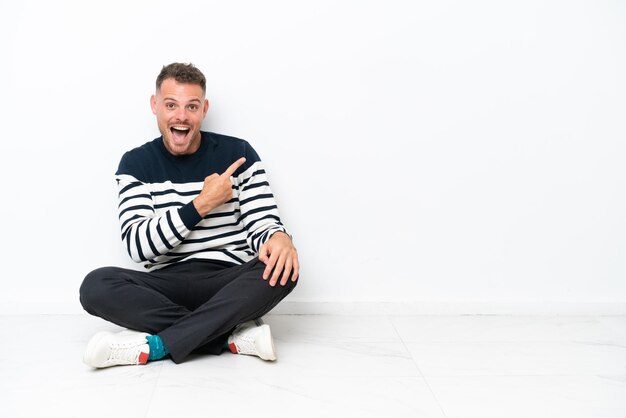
[170,126,190,143]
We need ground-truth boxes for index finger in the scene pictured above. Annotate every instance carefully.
[222,157,246,177]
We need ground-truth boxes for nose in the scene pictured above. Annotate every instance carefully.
[175,107,188,122]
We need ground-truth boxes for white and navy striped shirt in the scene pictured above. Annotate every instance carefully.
[115,131,288,270]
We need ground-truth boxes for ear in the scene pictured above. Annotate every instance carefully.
[150,95,157,115]
[203,98,209,116]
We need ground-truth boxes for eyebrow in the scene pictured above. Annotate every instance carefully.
[163,97,202,103]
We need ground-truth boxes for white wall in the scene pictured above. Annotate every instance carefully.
[1,0,624,314]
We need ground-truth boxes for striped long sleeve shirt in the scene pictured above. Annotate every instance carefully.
[115,131,288,270]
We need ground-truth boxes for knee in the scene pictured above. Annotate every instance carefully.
[79,267,118,313]
[285,273,299,292]
[272,272,298,297]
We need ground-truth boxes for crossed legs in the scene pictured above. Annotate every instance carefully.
[79,258,297,364]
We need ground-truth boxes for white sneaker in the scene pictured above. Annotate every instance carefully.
[83,330,150,368]
[228,320,276,361]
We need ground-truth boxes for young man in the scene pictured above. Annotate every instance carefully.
[80,63,299,367]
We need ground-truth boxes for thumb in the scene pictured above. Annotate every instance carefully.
[258,243,269,263]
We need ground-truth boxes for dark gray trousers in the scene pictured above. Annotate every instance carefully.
[79,258,297,363]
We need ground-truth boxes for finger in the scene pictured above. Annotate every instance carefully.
[270,254,286,287]
[222,157,246,177]
[291,255,300,282]
[262,250,277,280]
[265,250,280,284]
[203,173,219,186]
[258,243,269,263]
[280,258,293,286]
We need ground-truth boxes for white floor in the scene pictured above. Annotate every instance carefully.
[1,314,625,418]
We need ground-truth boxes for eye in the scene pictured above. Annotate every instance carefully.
[188,104,198,111]
[165,102,176,109]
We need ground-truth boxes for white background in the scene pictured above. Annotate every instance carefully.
[1,0,624,314]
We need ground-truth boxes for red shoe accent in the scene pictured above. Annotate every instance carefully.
[138,351,149,364]
[228,342,239,354]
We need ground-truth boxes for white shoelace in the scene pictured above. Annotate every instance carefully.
[233,331,257,355]
[108,344,143,364]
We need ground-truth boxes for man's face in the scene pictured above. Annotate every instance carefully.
[151,78,209,156]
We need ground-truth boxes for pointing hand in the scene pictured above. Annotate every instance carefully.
[193,157,246,217]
